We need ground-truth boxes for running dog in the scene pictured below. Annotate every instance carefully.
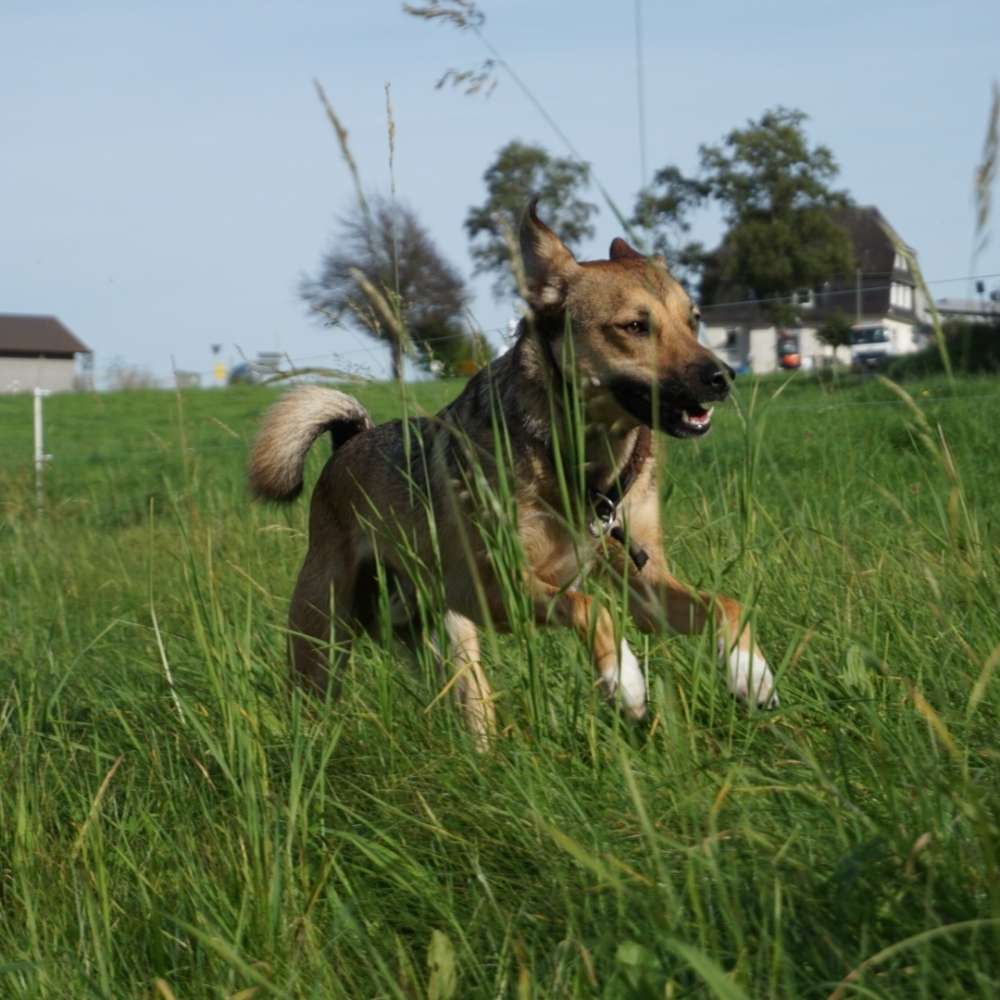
[248,201,777,746]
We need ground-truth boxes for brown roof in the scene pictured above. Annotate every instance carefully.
[0,314,91,357]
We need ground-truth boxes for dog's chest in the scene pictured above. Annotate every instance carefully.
[520,512,600,588]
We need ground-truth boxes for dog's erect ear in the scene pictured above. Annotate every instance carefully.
[519,197,579,310]
[609,237,643,261]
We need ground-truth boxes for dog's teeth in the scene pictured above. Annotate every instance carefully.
[681,407,713,428]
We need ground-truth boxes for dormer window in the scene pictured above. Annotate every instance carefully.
[893,251,910,273]
[890,282,914,311]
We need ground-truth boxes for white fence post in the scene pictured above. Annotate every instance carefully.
[33,387,51,511]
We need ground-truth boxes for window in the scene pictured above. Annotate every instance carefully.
[890,283,914,312]
[893,251,910,273]
[794,288,815,309]
[852,327,890,345]
[725,330,740,349]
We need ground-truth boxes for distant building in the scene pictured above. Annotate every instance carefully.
[935,295,1000,323]
[0,314,92,393]
[699,206,928,374]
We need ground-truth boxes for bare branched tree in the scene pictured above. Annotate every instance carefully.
[301,196,484,380]
[105,359,160,391]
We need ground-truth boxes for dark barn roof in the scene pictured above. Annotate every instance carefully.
[0,314,91,358]
[699,206,918,328]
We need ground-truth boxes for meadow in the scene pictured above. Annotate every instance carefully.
[1,371,999,998]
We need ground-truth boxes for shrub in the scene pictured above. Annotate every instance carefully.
[888,318,1000,378]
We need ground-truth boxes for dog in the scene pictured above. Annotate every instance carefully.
[248,201,777,747]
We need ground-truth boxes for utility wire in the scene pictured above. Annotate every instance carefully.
[279,268,1000,365]
[698,271,1000,314]
[135,270,999,387]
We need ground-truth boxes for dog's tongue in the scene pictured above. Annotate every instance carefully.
[681,405,712,429]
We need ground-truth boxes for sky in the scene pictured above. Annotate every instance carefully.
[3,0,999,384]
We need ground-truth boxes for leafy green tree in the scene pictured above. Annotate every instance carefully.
[638,107,855,322]
[301,196,485,379]
[466,140,598,299]
[631,165,708,287]
[817,312,855,350]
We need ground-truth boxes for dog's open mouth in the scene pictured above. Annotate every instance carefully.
[609,376,719,439]
[664,403,713,438]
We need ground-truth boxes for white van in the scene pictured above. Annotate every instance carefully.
[850,325,895,370]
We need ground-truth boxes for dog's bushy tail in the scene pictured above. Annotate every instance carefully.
[248,386,374,502]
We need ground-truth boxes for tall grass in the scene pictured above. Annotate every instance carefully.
[1,375,999,997]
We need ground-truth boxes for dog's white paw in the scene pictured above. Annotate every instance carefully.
[599,640,647,720]
[723,644,778,709]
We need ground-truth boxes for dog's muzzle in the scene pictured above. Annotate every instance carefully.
[609,360,733,439]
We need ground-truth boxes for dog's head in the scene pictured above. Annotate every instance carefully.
[520,200,732,438]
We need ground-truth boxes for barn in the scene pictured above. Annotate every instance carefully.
[0,314,92,393]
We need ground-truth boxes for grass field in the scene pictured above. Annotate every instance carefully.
[1,372,999,998]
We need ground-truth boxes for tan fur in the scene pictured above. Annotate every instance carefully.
[249,202,777,746]
[248,385,373,501]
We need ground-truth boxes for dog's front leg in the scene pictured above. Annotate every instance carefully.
[624,550,778,708]
[531,583,647,720]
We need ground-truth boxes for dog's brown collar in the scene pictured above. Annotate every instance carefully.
[587,427,651,572]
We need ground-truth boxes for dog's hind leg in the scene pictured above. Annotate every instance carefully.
[532,584,647,720]
[287,550,355,697]
[430,611,496,751]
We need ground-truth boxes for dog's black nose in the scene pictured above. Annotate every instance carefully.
[699,361,732,397]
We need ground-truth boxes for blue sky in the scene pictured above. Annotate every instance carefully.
[3,0,998,382]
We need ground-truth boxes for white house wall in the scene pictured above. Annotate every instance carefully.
[0,357,77,393]
[703,318,908,374]
[882,317,921,354]
[702,325,785,374]
[797,328,853,367]
[700,324,731,359]
[749,328,778,374]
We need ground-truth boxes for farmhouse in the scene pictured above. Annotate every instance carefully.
[699,206,928,374]
[0,314,92,393]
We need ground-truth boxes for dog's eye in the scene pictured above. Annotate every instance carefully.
[621,320,649,336]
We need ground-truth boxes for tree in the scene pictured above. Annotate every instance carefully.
[105,358,159,390]
[637,107,855,324]
[631,165,708,287]
[301,196,483,380]
[817,312,854,351]
[465,140,598,300]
